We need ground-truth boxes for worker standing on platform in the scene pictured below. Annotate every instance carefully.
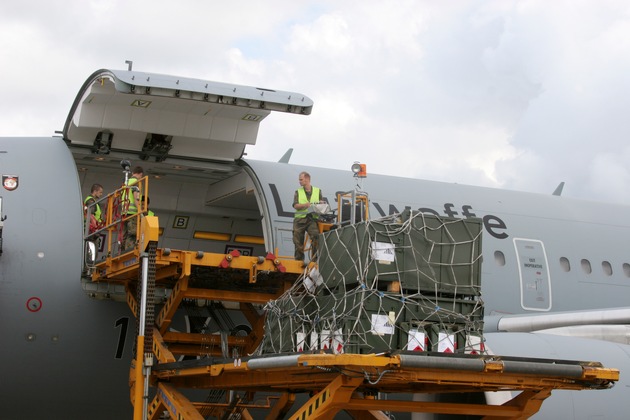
[122,166,144,250]
[84,183,104,236]
[292,171,324,261]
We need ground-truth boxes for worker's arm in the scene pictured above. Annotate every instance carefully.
[292,191,309,210]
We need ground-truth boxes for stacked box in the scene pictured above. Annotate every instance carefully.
[260,288,484,355]
[331,291,484,354]
[318,210,482,296]
[402,211,483,296]
[318,215,438,292]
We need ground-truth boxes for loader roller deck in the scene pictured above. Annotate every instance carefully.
[146,352,617,419]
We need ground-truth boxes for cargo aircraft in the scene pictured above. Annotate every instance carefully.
[0,68,629,419]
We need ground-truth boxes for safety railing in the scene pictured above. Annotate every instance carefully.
[83,176,150,259]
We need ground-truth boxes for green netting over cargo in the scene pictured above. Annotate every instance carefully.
[257,210,485,356]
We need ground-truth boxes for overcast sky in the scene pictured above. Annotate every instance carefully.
[2,0,630,204]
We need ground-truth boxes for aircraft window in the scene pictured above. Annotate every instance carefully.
[559,257,570,272]
[494,250,505,266]
[602,261,613,276]
[623,263,630,278]
[581,259,592,274]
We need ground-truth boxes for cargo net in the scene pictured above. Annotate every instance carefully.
[257,210,485,356]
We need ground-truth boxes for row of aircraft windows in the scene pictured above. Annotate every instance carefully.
[493,251,630,277]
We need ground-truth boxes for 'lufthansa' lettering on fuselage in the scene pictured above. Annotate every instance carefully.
[268,184,509,240]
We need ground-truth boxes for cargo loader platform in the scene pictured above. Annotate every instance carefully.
[82,185,619,419]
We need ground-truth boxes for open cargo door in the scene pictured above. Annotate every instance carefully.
[63,68,313,162]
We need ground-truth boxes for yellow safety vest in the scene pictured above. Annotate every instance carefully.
[84,195,102,223]
[122,177,140,215]
[294,187,320,219]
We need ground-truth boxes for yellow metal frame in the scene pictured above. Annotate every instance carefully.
[92,245,304,363]
[336,191,369,224]
[148,353,617,419]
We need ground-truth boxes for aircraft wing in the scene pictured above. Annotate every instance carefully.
[486,307,630,344]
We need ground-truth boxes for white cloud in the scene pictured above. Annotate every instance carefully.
[2,0,630,205]
[584,150,630,203]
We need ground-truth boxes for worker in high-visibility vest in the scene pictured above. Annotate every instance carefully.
[292,171,324,261]
[84,183,104,235]
[121,166,144,250]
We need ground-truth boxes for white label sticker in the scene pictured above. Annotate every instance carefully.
[371,241,396,262]
[370,314,394,335]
